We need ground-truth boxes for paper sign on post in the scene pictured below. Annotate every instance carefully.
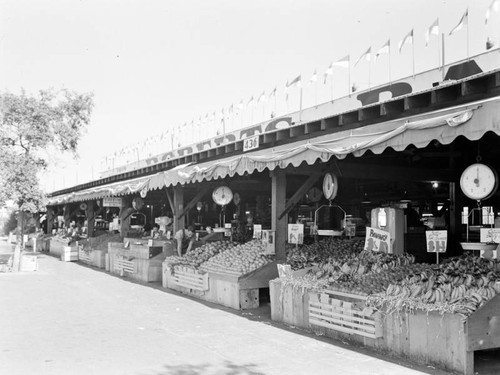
[480,228,500,243]
[288,224,304,245]
[364,226,391,253]
[426,230,447,253]
[253,224,262,239]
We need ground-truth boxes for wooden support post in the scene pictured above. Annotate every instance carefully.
[173,186,185,233]
[120,197,132,237]
[271,169,287,262]
[279,174,321,220]
[63,204,71,229]
[86,201,95,237]
[47,207,54,234]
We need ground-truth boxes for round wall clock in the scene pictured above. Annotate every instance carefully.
[212,186,233,206]
[306,187,322,203]
[322,172,339,200]
[460,163,498,201]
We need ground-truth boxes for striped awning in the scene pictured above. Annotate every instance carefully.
[48,96,500,205]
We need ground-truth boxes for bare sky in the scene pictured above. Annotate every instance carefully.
[0,0,497,192]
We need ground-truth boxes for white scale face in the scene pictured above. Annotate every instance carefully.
[460,163,498,201]
[322,172,339,200]
[212,186,233,206]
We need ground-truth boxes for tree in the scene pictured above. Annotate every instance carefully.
[0,89,93,268]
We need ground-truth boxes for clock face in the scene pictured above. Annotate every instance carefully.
[460,163,498,201]
[306,187,322,203]
[322,173,339,200]
[212,186,233,206]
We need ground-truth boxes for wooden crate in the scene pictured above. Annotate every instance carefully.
[20,253,38,272]
[163,261,279,310]
[269,279,310,329]
[78,245,92,263]
[169,266,208,291]
[49,238,73,257]
[109,246,165,282]
[61,246,78,262]
[308,290,382,339]
[114,256,135,276]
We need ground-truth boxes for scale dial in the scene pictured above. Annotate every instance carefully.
[307,187,322,203]
[212,186,233,206]
[460,163,498,201]
[322,172,339,200]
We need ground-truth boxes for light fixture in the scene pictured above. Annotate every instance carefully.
[400,191,411,203]
[361,193,371,204]
[432,181,439,189]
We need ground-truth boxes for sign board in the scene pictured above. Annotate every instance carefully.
[480,228,500,243]
[277,264,293,279]
[364,226,391,253]
[345,223,356,237]
[261,230,275,254]
[288,224,304,245]
[243,135,259,152]
[103,197,123,207]
[425,230,448,253]
[253,224,262,239]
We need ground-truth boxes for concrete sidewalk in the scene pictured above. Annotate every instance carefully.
[0,249,451,375]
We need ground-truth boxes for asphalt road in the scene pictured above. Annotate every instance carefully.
[0,241,462,375]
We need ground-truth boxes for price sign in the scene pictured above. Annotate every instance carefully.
[288,224,304,245]
[480,228,500,243]
[364,227,391,253]
[426,230,447,253]
[243,135,260,152]
[345,223,356,237]
[103,197,123,207]
[253,224,262,239]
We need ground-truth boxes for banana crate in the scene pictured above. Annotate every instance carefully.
[308,289,383,339]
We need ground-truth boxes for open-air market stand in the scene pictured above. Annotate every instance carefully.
[44,50,500,373]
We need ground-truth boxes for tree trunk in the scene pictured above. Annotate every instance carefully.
[12,210,24,272]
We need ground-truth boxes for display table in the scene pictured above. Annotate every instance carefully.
[270,280,500,374]
[163,261,279,310]
[108,239,166,282]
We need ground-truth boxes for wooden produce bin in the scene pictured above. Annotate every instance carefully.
[269,283,500,375]
[163,261,279,310]
[163,265,209,296]
[49,237,75,258]
[78,236,117,269]
[269,278,311,330]
[108,240,166,282]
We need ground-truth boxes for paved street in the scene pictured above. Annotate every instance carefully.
[0,240,457,375]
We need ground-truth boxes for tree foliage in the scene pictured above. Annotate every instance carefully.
[0,89,94,212]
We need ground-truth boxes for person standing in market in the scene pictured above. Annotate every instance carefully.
[174,225,195,256]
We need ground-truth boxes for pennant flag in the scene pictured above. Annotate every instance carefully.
[354,47,371,67]
[449,9,468,35]
[286,75,302,89]
[398,29,414,53]
[486,36,496,50]
[486,0,500,24]
[236,100,244,113]
[247,96,255,107]
[257,91,266,103]
[309,69,318,84]
[332,55,349,68]
[375,39,390,61]
[425,18,439,47]
[323,62,333,84]
[268,87,277,99]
